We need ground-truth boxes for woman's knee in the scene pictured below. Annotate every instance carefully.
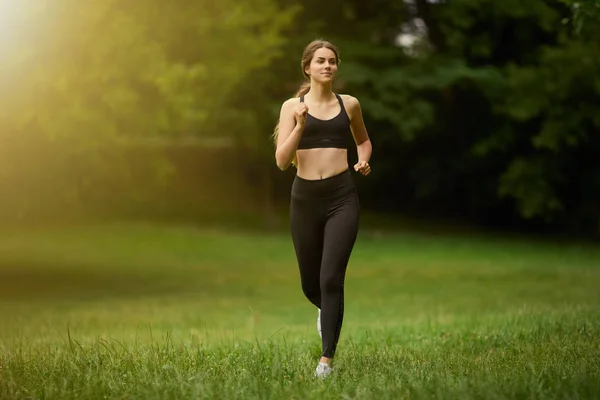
[301,281,321,304]
[320,272,343,296]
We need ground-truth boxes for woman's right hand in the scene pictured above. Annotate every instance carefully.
[295,103,309,128]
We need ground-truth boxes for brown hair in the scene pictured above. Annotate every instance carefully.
[272,39,340,167]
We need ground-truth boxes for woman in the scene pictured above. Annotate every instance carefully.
[273,39,372,378]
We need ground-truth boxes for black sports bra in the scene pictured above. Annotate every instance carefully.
[297,93,351,150]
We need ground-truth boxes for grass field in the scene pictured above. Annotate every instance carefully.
[0,222,599,399]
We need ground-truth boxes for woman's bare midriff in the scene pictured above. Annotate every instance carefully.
[295,148,349,180]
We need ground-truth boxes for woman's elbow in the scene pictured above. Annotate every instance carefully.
[358,138,372,148]
[275,152,289,171]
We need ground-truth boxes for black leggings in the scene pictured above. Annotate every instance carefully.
[289,169,360,358]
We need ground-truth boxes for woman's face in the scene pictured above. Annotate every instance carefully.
[305,47,338,83]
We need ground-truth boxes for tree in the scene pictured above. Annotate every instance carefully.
[0,0,296,222]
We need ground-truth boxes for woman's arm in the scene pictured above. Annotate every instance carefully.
[346,96,372,175]
[275,99,307,171]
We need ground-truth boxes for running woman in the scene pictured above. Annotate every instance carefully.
[273,39,372,378]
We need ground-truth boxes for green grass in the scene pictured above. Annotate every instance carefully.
[0,222,599,399]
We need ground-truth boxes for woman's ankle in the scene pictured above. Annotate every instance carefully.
[319,356,333,365]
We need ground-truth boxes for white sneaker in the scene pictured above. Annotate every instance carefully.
[317,309,322,338]
[314,361,333,378]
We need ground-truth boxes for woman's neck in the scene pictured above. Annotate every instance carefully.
[306,82,334,103]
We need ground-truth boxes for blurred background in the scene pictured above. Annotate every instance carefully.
[1,0,599,239]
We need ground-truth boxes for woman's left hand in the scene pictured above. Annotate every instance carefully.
[354,160,371,176]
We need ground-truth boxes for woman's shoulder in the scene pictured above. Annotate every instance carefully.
[338,94,360,112]
[280,97,302,111]
[279,97,302,114]
[282,97,303,106]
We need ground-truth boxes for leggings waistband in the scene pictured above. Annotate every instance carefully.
[291,169,355,199]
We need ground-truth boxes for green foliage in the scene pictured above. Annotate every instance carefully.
[498,157,564,220]
[342,57,503,142]
[559,0,600,37]
[0,0,296,223]
[480,40,599,221]
[308,0,600,231]
[0,0,295,143]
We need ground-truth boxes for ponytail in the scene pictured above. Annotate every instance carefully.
[293,81,311,98]
[272,81,311,167]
